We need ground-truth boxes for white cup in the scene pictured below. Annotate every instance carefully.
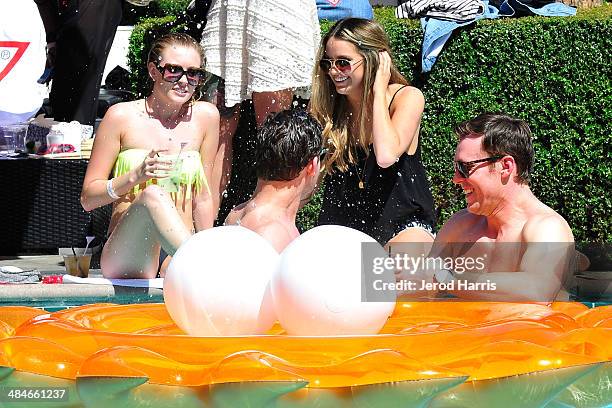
[46,129,64,146]
[45,129,65,154]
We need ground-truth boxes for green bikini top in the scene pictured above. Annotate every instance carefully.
[113,149,210,199]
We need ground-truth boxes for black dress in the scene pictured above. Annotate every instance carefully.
[317,86,436,244]
[317,143,436,244]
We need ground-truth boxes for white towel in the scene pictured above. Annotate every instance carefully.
[62,275,164,289]
[0,266,41,283]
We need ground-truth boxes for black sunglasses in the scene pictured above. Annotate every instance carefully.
[455,155,504,178]
[318,58,363,74]
[156,63,206,86]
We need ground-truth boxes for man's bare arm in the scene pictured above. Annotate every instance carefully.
[447,215,574,301]
[394,211,472,297]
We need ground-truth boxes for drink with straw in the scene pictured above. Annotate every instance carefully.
[60,247,93,278]
[157,142,187,193]
[64,253,92,278]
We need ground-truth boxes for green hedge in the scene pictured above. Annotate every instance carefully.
[127,5,611,243]
[127,16,184,97]
[122,0,189,26]
[391,6,612,244]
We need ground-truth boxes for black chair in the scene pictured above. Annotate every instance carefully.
[37,87,136,125]
[97,88,136,119]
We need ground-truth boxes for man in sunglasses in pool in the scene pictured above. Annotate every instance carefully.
[394,113,579,302]
[224,109,323,253]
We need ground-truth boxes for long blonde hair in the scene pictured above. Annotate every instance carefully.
[310,18,408,172]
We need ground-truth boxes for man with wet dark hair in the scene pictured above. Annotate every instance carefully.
[225,109,323,252]
[396,113,577,302]
[254,109,324,182]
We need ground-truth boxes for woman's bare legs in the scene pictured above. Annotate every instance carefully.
[211,106,240,216]
[252,89,293,127]
[210,89,294,216]
[101,185,192,279]
[386,227,435,298]
[386,227,435,259]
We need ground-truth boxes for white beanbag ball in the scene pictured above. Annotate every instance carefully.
[272,225,395,335]
[164,226,278,336]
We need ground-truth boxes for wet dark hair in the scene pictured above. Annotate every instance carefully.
[455,113,535,183]
[256,110,323,181]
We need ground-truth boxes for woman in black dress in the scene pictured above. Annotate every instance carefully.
[310,18,436,246]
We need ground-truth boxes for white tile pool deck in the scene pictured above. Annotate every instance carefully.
[0,255,163,309]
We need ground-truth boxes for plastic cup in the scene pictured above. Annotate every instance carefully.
[0,124,28,155]
[156,154,182,193]
[1,133,14,156]
[63,254,92,278]
[45,129,64,155]
[60,248,93,278]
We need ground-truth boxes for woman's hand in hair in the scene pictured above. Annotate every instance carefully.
[373,51,392,96]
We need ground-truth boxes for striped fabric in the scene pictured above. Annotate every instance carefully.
[395,0,485,22]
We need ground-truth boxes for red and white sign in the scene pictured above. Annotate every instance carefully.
[0,0,46,122]
[0,41,30,82]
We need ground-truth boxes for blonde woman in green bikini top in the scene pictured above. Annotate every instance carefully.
[81,33,219,279]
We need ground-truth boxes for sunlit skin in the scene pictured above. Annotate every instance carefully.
[452,136,508,217]
[81,42,219,279]
[324,38,366,101]
[224,157,321,253]
[397,132,576,302]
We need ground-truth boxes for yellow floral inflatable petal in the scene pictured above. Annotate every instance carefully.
[0,302,610,408]
[550,301,590,318]
[575,305,612,328]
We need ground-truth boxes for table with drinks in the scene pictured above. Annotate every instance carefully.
[0,123,109,254]
[0,118,110,255]
[0,157,110,253]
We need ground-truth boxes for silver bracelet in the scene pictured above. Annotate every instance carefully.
[106,178,120,200]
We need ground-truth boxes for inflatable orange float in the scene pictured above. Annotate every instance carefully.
[0,302,609,407]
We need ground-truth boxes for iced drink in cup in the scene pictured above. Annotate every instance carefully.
[60,248,93,278]
[64,254,92,278]
[157,142,187,193]
[156,153,183,193]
